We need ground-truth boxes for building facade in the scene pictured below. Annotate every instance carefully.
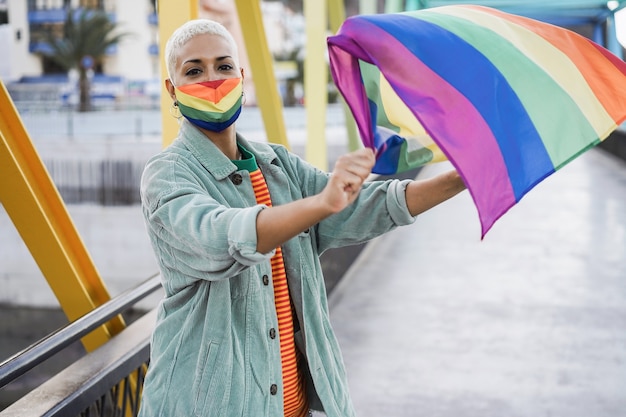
[1,0,307,107]
[2,0,159,83]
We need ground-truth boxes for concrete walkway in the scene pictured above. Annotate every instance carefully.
[329,148,626,416]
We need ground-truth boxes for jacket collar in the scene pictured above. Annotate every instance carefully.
[178,119,278,180]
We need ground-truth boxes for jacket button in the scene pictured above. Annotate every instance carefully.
[270,384,278,395]
[230,173,243,185]
[269,328,276,339]
[262,275,269,286]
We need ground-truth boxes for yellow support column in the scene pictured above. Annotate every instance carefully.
[303,0,328,169]
[234,0,289,149]
[0,81,124,352]
[158,0,198,147]
[328,0,360,153]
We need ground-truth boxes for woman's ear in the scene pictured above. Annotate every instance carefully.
[240,67,245,80]
[165,78,177,102]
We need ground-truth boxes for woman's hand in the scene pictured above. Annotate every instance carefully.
[320,148,376,213]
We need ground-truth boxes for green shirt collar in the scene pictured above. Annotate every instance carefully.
[232,144,258,172]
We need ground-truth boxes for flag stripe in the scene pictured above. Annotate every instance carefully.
[328,6,626,236]
[425,6,614,168]
[471,5,626,124]
[363,13,557,200]
[366,62,447,167]
[354,17,519,214]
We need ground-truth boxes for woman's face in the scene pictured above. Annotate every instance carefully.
[170,33,240,88]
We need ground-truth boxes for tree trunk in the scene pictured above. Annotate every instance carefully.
[78,69,91,112]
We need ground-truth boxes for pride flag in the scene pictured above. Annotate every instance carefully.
[327,5,626,237]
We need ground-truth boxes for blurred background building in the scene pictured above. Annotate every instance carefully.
[0,0,309,108]
[1,0,624,109]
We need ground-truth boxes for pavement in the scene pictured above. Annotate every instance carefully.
[328,148,626,416]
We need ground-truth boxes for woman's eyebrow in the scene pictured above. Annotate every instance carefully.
[182,58,203,65]
[182,56,232,65]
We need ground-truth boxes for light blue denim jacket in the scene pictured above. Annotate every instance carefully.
[138,120,416,417]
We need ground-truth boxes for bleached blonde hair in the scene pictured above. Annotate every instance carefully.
[165,19,239,84]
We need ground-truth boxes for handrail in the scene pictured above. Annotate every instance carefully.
[0,274,161,388]
[0,309,156,417]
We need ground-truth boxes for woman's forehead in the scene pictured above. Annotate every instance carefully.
[176,34,236,63]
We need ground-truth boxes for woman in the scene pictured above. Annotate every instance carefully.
[138,19,465,417]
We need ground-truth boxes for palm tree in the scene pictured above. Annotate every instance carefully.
[42,9,131,112]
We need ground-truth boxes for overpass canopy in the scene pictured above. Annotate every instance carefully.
[414,1,626,26]
[411,0,626,57]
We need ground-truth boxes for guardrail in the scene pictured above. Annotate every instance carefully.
[0,275,162,417]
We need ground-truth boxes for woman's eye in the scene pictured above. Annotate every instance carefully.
[219,64,234,71]
[185,68,201,76]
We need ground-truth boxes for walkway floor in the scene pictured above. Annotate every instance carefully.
[328,148,626,416]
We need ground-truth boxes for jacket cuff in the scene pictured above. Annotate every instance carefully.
[387,179,418,226]
[228,205,276,266]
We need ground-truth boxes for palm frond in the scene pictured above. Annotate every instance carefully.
[41,8,132,70]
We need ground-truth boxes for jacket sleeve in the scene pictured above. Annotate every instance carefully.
[140,153,274,282]
[277,147,417,254]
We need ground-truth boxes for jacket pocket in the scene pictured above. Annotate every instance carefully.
[192,340,221,416]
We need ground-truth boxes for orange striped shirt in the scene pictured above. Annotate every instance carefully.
[250,168,308,417]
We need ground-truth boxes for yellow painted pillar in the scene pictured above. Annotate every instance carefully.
[158,0,198,148]
[328,0,360,153]
[234,0,289,149]
[0,81,125,351]
[303,0,328,169]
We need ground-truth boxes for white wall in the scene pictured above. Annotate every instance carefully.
[0,25,11,80]
[0,204,162,309]
[6,0,41,81]
[106,0,158,81]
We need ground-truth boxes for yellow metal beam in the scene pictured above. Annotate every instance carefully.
[0,80,124,352]
[234,0,289,149]
[303,0,328,169]
[158,0,198,148]
[328,0,360,153]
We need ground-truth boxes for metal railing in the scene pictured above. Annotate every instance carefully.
[0,275,162,417]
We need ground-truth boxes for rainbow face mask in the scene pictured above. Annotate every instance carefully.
[174,77,243,132]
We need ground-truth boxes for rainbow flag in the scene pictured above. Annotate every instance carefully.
[327,5,626,237]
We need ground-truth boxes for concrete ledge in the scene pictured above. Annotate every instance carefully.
[0,309,156,417]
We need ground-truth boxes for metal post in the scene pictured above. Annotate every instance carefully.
[303,0,328,169]
[234,0,290,149]
[328,0,360,152]
[0,80,125,352]
[157,0,198,148]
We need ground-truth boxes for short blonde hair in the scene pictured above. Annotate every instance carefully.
[165,19,239,83]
